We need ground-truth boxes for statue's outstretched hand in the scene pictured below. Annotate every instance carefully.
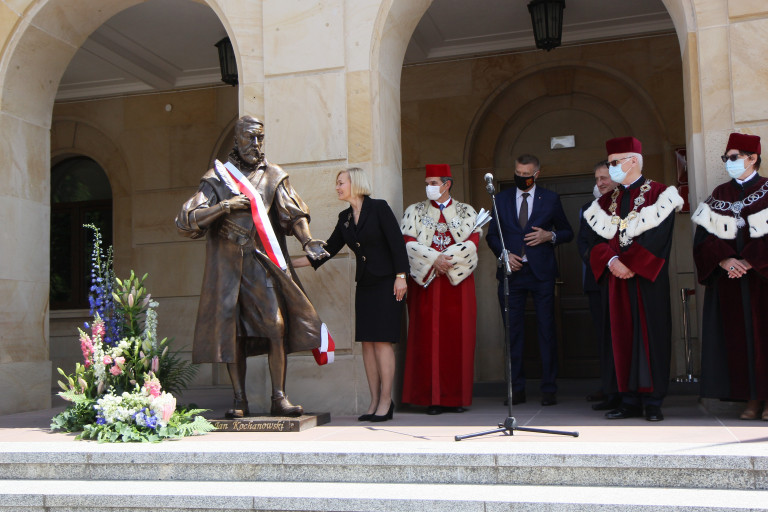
[304,239,330,260]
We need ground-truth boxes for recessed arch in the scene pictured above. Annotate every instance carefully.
[464,61,673,193]
[0,0,246,414]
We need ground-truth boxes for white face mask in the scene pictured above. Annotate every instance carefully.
[426,185,442,201]
[608,162,628,184]
[725,158,751,179]
[593,184,601,199]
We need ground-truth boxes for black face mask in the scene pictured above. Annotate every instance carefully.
[514,173,535,190]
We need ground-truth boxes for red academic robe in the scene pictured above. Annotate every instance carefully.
[584,179,681,399]
[693,174,768,400]
[401,207,479,407]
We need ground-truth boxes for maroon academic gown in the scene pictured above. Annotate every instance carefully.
[401,207,479,407]
[693,174,768,400]
[585,179,678,401]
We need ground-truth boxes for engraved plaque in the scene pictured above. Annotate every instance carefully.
[208,412,331,432]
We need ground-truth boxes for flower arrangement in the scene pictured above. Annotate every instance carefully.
[52,225,214,442]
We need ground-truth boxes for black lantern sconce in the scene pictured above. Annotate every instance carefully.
[215,37,238,86]
[527,0,565,52]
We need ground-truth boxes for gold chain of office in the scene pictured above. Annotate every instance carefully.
[608,179,652,247]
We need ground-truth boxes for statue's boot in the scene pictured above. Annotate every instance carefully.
[271,391,303,417]
[225,393,249,419]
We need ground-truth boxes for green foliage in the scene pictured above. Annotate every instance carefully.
[157,343,198,396]
[76,409,214,443]
[112,270,150,337]
[56,364,98,400]
[171,409,217,437]
[50,395,97,433]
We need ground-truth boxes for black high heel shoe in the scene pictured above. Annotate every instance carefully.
[357,413,374,421]
[370,400,394,422]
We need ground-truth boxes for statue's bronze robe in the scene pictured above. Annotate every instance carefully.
[176,159,321,363]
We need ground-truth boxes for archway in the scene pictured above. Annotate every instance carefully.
[375,0,697,393]
[0,0,248,414]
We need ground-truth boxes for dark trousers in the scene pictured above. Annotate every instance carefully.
[498,263,557,394]
[587,290,617,397]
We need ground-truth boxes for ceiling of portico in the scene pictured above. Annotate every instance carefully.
[404,0,673,64]
[57,0,674,102]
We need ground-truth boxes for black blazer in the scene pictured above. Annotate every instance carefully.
[311,195,409,282]
[577,199,600,293]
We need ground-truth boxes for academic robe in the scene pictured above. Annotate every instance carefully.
[176,158,322,363]
[583,178,684,400]
[691,174,768,400]
[400,199,480,407]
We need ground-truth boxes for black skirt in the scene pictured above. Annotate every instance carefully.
[354,272,403,343]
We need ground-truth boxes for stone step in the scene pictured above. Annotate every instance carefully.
[1,442,767,491]
[0,479,764,511]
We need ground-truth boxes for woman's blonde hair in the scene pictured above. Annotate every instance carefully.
[338,167,372,197]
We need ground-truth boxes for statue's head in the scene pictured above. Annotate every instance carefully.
[234,116,265,166]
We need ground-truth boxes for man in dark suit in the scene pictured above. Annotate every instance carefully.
[487,154,573,406]
[577,160,620,411]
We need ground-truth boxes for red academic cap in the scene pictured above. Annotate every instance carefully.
[726,133,761,155]
[425,164,452,178]
[606,137,642,155]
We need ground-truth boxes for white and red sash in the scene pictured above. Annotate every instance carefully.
[216,160,335,365]
[221,160,287,271]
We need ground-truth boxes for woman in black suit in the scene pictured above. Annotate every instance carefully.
[292,167,408,422]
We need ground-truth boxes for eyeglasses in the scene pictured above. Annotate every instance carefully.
[607,156,632,167]
[720,154,744,163]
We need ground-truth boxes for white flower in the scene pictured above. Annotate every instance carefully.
[150,392,176,427]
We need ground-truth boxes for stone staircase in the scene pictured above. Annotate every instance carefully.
[0,441,766,511]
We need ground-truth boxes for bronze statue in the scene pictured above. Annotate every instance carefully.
[176,116,329,418]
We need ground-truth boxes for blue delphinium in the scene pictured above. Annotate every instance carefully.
[133,408,158,430]
[84,224,123,346]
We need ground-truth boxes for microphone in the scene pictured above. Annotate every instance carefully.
[484,172,495,194]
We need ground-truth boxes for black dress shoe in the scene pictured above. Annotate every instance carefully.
[592,396,622,411]
[605,405,643,419]
[644,405,664,422]
[426,405,443,415]
[357,414,374,421]
[541,392,557,406]
[444,406,466,413]
[504,391,526,406]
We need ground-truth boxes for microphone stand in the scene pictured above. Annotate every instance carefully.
[455,179,578,441]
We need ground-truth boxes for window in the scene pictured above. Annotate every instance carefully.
[50,157,113,310]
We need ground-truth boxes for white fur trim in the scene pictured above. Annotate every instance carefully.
[626,186,684,238]
[584,186,684,241]
[691,201,738,240]
[583,200,617,241]
[443,240,478,285]
[748,207,768,238]
[405,241,440,284]
[401,200,480,283]
[401,200,478,247]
